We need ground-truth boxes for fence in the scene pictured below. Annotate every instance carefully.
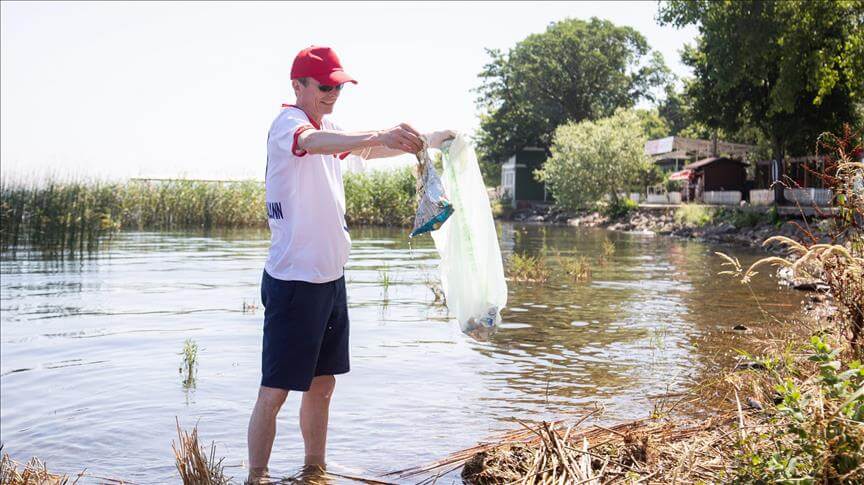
[703,191,741,205]
[750,189,774,206]
[783,188,833,206]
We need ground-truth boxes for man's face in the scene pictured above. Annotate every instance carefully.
[294,78,342,116]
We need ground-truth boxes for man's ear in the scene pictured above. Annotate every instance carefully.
[291,79,302,95]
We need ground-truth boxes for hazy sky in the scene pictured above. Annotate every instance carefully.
[1,1,696,180]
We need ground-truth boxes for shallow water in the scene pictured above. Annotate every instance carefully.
[0,224,802,483]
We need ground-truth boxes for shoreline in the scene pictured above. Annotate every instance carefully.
[503,205,834,253]
[404,288,846,484]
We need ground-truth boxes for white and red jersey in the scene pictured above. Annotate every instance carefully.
[264,104,355,283]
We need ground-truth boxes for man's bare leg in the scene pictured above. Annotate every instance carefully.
[247,385,289,481]
[300,375,336,466]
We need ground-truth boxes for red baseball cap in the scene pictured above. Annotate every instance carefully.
[290,46,357,86]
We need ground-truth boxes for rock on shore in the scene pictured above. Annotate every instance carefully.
[508,205,833,251]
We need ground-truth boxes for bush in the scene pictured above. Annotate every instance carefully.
[536,109,652,211]
[734,336,864,483]
[602,198,639,219]
[674,205,715,227]
[716,208,768,228]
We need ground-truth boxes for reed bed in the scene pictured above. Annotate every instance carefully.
[342,167,415,227]
[388,408,746,484]
[0,446,127,484]
[0,451,78,485]
[506,253,550,283]
[172,418,230,485]
[1,169,416,254]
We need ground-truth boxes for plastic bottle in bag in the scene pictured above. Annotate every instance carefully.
[431,133,508,340]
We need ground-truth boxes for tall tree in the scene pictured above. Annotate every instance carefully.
[474,17,669,165]
[658,0,864,162]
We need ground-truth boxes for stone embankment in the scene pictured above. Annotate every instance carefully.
[509,205,833,251]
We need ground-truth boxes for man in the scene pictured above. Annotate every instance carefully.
[247,45,453,482]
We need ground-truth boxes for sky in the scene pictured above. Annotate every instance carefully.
[1,1,697,180]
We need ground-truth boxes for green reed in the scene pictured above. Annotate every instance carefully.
[507,252,550,283]
[1,169,417,254]
[343,167,416,227]
[179,338,199,388]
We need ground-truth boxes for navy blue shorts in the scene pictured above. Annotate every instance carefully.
[260,270,350,391]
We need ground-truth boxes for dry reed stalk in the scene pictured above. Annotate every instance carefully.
[389,409,747,484]
[0,449,129,484]
[172,418,230,485]
[0,452,77,485]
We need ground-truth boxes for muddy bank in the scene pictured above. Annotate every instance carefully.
[399,291,857,484]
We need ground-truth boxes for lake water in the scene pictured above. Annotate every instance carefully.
[0,224,803,483]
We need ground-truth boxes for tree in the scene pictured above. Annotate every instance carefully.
[635,108,671,140]
[474,17,669,165]
[657,0,864,166]
[535,109,652,210]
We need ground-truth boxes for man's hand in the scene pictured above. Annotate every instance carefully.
[425,130,458,149]
[377,123,424,153]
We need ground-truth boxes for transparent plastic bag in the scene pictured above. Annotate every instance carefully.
[410,139,454,238]
[431,133,508,340]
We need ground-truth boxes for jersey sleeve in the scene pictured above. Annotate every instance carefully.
[270,111,315,158]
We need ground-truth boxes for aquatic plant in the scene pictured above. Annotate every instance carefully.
[179,338,199,388]
[507,253,549,283]
[393,407,747,484]
[1,169,418,255]
[423,272,446,305]
[342,167,416,227]
[0,449,75,484]
[602,238,616,257]
[557,253,592,282]
[172,418,230,485]
[378,265,393,291]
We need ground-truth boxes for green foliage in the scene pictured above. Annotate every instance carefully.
[602,198,639,219]
[715,209,769,229]
[537,109,653,211]
[634,108,671,139]
[602,238,616,258]
[0,178,122,254]
[1,169,418,253]
[342,167,415,227]
[557,253,592,282]
[179,338,199,388]
[674,205,715,227]
[475,17,669,164]
[507,253,550,283]
[658,1,864,159]
[734,337,864,483]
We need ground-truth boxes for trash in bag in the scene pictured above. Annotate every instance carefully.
[410,138,454,238]
[431,133,508,340]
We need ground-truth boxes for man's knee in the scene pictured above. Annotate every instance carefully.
[256,386,289,414]
[307,375,335,400]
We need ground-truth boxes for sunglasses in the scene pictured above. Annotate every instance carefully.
[317,83,344,93]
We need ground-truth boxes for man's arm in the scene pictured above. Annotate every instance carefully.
[297,123,423,156]
[352,129,458,160]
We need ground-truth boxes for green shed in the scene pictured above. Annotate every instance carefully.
[499,147,550,208]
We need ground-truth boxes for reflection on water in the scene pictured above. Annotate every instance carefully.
[0,224,802,483]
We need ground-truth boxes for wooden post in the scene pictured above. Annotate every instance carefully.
[772,158,785,204]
